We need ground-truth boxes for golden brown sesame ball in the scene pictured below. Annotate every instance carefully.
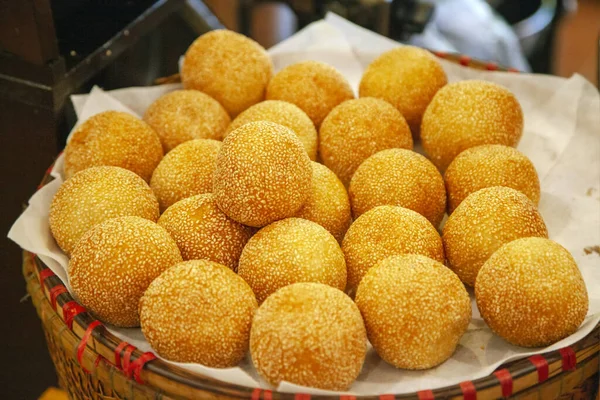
[238,218,346,303]
[359,46,447,135]
[250,282,366,390]
[143,90,230,153]
[213,121,312,227]
[476,238,588,347]
[225,100,318,160]
[69,216,182,327]
[443,186,548,287]
[342,205,444,293]
[319,98,413,186]
[150,139,221,212]
[349,148,446,227]
[182,30,272,117]
[50,166,159,256]
[266,61,354,127]
[140,260,257,366]
[356,255,471,369]
[295,162,352,243]
[445,144,540,214]
[158,194,253,271]
[421,80,524,171]
[64,111,163,182]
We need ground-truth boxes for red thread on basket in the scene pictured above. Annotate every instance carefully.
[459,381,476,400]
[294,394,311,400]
[529,355,549,382]
[129,352,157,384]
[39,268,55,288]
[62,301,86,329]
[263,390,272,400]
[115,342,134,370]
[76,320,102,373]
[417,389,435,400]
[459,55,471,66]
[49,285,68,309]
[94,355,104,369]
[340,395,356,400]
[486,62,498,71]
[559,347,577,371]
[493,369,513,397]
[251,388,261,400]
[122,344,136,378]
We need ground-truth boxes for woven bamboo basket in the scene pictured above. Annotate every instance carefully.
[23,54,600,400]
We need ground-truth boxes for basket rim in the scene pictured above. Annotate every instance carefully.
[27,166,599,399]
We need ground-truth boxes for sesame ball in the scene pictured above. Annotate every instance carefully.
[69,216,182,327]
[359,46,447,135]
[150,139,221,212]
[182,30,272,117]
[225,100,318,160]
[342,206,444,293]
[445,144,540,214]
[266,61,354,127]
[421,80,524,171]
[64,111,163,182]
[50,166,159,256]
[144,90,230,153]
[238,218,346,303]
[476,238,588,347]
[443,186,548,287]
[158,194,253,271]
[213,121,312,227]
[250,283,366,391]
[296,162,352,243]
[356,255,471,369]
[349,148,446,227]
[319,98,413,186]
[140,260,257,366]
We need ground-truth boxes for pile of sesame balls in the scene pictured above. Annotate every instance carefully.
[48,30,588,392]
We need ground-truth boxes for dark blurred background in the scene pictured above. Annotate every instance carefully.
[0,0,598,398]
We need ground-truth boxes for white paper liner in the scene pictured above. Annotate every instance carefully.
[9,15,600,396]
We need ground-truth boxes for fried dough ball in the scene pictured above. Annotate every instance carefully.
[144,90,230,152]
[349,148,446,227]
[476,238,588,347]
[443,186,548,286]
[64,111,163,182]
[356,254,471,369]
[182,30,272,116]
[359,46,447,135]
[319,98,413,186]
[266,61,354,127]
[225,100,318,160]
[421,80,524,171]
[250,283,366,390]
[445,144,540,213]
[140,260,257,366]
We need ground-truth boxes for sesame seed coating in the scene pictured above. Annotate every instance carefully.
[349,148,446,227]
[150,139,221,212]
[359,46,447,135]
[213,121,312,227]
[250,283,366,391]
[64,111,163,182]
[445,144,540,214]
[69,216,182,327]
[182,30,272,117]
[342,206,445,293]
[49,166,159,256]
[225,100,318,160]
[356,254,471,369]
[143,90,230,153]
[158,194,253,271]
[421,80,524,171]
[140,260,257,367]
[295,162,352,243]
[266,61,354,127]
[443,186,548,287]
[319,98,413,186]
[475,238,588,347]
[238,218,347,304]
